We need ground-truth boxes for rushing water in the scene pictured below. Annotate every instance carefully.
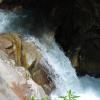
[25,35,100,100]
[0,10,100,100]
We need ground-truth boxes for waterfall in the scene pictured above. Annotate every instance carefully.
[25,34,100,100]
[0,10,100,100]
[25,34,81,93]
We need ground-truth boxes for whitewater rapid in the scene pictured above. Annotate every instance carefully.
[0,10,100,100]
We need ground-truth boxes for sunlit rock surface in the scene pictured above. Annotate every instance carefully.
[0,33,55,95]
[0,33,22,66]
[0,33,41,67]
[22,41,43,68]
[0,49,47,100]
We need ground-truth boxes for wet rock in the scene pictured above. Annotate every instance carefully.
[0,33,22,66]
[22,41,55,94]
[21,41,42,68]
[0,33,38,66]
[29,59,55,94]
[0,36,13,50]
[0,33,42,68]
[69,40,100,77]
[0,50,47,100]
[0,33,55,94]
[76,40,100,77]
[69,47,81,68]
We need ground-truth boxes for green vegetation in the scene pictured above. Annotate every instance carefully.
[31,90,80,100]
[31,96,36,100]
[60,89,80,100]
[30,96,49,100]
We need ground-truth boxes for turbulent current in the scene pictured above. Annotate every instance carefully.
[0,10,100,100]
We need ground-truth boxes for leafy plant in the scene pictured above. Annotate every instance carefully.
[31,90,80,100]
[60,89,80,100]
[31,96,37,100]
[31,96,49,100]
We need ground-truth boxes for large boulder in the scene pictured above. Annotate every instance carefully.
[0,50,47,100]
[29,59,55,94]
[0,33,42,67]
[21,36,55,94]
[0,33,55,94]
